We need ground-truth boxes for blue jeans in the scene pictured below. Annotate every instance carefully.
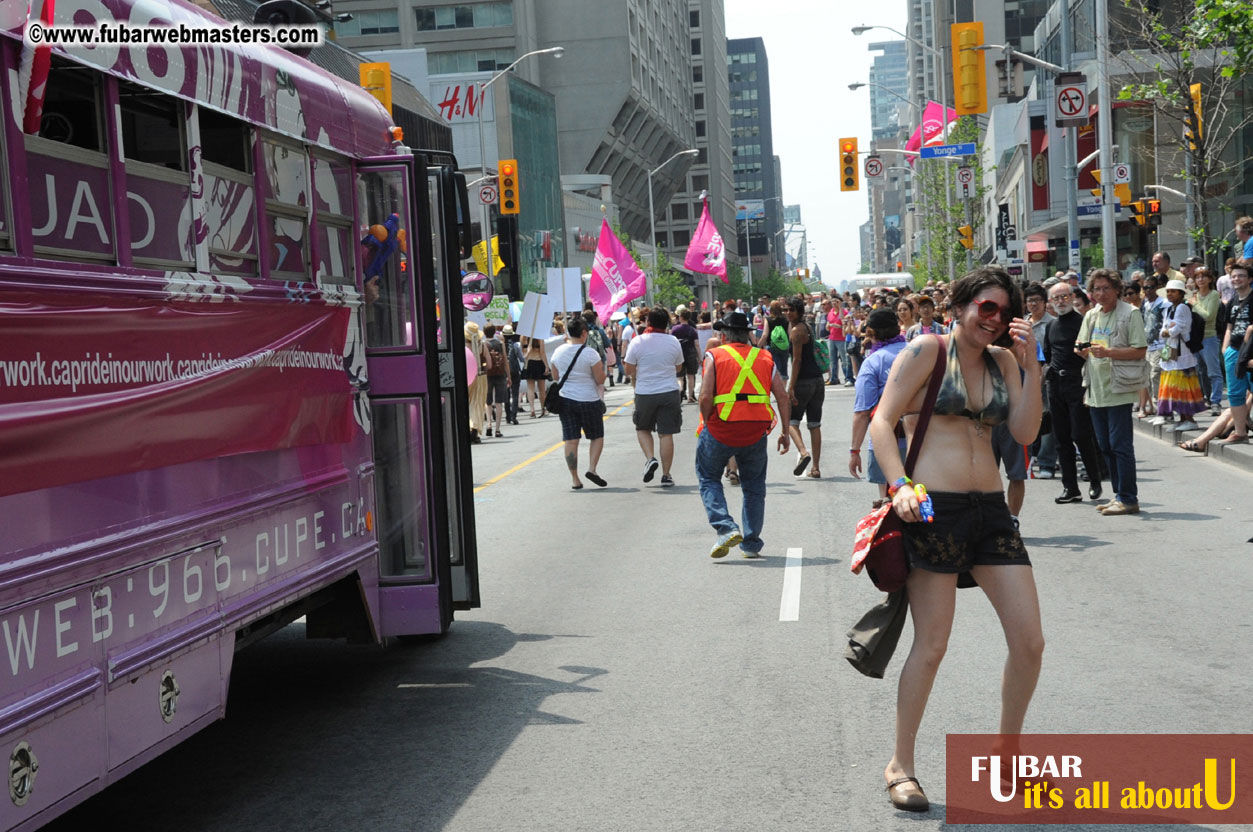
[1197,335,1223,406]
[828,340,850,383]
[1089,403,1137,505]
[695,430,768,554]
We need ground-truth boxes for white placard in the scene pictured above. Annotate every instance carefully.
[697,329,714,355]
[516,291,558,340]
[465,309,488,329]
[546,267,584,312]
[483,295,511,326]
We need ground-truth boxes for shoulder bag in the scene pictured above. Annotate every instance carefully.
[544,342,587,415]
[851,334,947,593]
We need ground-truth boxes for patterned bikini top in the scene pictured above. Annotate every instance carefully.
[932,332,1010,427]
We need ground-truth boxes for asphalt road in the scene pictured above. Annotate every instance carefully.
[48,380,1253,831]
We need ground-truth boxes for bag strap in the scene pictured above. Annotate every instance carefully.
[555,342,588,388]
[903,334,948,477]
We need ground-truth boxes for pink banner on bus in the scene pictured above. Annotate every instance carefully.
[0,291,354,497]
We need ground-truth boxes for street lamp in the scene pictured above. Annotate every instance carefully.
[848,81,922,115]
[855,23,955,282]
[475,46,564,286]
[647,148,699,305]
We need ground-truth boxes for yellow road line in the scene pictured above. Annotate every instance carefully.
[473,399,633,493]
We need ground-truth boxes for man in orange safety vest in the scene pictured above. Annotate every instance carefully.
[696,311,792,559]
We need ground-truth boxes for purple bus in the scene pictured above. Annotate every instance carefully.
[0,1,480,827]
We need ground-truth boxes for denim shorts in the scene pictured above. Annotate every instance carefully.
[1226,346,1250,407]
[867,442,906,485]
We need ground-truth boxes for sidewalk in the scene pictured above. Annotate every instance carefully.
[1133,408,1253,474]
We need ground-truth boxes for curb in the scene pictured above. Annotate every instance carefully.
[1132,409,1253,475]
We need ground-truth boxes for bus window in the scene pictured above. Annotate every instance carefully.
[312,153,354,286]
[0,106,8,251]
[25,59,113,261]
[119,79,193,267]
[262,135,310,279]
[357,167,417,350]
[199,108,258,276]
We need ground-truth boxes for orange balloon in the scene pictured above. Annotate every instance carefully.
[397,228,408,253]
[369,224,387,242]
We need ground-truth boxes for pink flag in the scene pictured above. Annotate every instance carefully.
[921,100,959,147]
[18,0,56,135]
[683,199,728,283]
[588,218,648,324]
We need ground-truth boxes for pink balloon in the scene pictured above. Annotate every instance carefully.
[464,346,478,384]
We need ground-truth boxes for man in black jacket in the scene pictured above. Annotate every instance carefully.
[1044,282,1104,504]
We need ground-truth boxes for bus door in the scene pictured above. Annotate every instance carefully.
[423,161,480,612]
[355,155,473,635]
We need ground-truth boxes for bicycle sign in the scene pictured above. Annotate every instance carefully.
[864,156,883,179]
[1054,72,1089,128]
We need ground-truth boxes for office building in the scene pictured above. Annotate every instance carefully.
[655,0,738,271]
[727,36,782,272]
[337,0,698,252]
[868,40,908,140]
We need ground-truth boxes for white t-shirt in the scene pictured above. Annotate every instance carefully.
[550,342,601,402]
[625,331,683,395]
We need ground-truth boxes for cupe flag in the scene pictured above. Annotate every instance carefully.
[683,199,728,283]
[588,219,649,325]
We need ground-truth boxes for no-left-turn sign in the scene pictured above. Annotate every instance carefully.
[864,156,883,178]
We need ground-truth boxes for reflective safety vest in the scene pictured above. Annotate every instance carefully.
[711,343,775,422]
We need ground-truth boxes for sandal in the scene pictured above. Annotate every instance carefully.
[1179,440,1205,453]
[793,453,811,476]
[886,776,929,812]
[727,472,740,486]
[806,469,822,479]
[1215,434,1250,445]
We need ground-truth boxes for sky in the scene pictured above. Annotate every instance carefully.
[723,0,909,286]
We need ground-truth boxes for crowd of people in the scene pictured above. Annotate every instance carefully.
[460,237,1253,812]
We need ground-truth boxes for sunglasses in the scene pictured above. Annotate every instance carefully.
[1123,289,1140,297]
[975,300,1012,324]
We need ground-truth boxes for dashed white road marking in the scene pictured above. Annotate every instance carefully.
[779,547,803,621]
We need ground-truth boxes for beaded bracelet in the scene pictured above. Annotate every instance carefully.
[887,476,913,497]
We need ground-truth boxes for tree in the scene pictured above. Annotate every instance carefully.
[912,115,989,285]
[652,249,694,310]
[716,262,752,304]
[1115,0,1253,258]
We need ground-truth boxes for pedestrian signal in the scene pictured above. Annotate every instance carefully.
[839,138,859,192]
[1146,198,1162,227]
[951,22,987,115]
[499,159,520,215]
[957,225,974,250]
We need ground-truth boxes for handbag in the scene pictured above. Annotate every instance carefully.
[850,334,947,593]
[544,342,587,415]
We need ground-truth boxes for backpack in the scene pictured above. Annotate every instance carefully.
[507,341,524,377]
[1176,303,1205,355]
[806,323,830,373]
[587,326,607,360]
[769,322,790,351]
[484,341,506,376]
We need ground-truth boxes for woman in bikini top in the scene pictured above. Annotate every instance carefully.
[865,266,1044,815]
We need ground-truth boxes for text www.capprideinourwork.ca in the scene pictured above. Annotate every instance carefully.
[1,350,344,394]
[24,21,322,47]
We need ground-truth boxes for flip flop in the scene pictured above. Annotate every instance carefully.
[570,483,584,490]
[886,777,929,812]
[793,454,811,476]
[585,471,607,488]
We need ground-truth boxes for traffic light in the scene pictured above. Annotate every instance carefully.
[498,159,520,215]
[1129,200,1146,227]
[957,225,974,250]
[1186,83,1202,150]
[1146,198,1162,227]
[839,138,859,192]
[951,22,987,115]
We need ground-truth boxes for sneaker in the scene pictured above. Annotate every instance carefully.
[643,457,659,483]
[660,474,675,487]
[741,550,765,559]
[1101,500,1140,516]
[1037,469,1055,479]
[844,380,855,387]
[1149,416,1167,426]
[1174,420,1199,432]
[710,531,743,559]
